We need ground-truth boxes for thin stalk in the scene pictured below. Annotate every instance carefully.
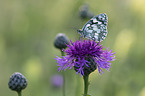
[61,50,65,96]
[17,91,22,96]
[83,75,89,96]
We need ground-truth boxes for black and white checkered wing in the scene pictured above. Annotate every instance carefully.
[78,13,108,42]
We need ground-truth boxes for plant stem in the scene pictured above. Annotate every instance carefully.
[83,75,89,96]
[61,50,65,56]
[61,50,65,96]
[17,91,22,96]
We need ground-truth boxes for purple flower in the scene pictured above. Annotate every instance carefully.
[51,74,63,88]
[55,39,115,76]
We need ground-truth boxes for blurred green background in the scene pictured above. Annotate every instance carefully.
[1,0,145,96]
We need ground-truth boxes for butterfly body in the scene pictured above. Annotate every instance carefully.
[78,13,108,42]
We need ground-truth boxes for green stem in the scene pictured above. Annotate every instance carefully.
[61,50,65,96]
[17,91,22,96]
[83,75,89,96]
[61,50,65,56]
[62,71,65,96]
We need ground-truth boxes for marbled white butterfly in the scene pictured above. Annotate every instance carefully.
[78,13,108,42]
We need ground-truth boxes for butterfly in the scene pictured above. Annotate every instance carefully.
[77,13,108,42]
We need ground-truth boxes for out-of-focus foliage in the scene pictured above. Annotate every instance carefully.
[0,0,145,96]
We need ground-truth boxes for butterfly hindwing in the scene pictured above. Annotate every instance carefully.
[78,13,108,42]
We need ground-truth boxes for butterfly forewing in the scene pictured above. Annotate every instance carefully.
[78,13,108,42]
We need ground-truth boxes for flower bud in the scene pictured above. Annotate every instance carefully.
[79,4,94,19]
[8,72,27,92]
[51,74,63,88]
[54,33,69,50]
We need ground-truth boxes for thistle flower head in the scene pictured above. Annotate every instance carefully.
[55,39,115,76]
